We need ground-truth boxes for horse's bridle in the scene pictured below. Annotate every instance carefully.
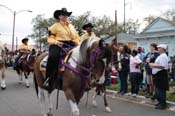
[63,44,112,82]
[89,46,112,81]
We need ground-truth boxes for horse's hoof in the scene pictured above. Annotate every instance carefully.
[25,79,30,88]
[26,84,30,88]
[42,114,47,116]
[105,106,112,113]
[1,81,6,90]
[1,87,6,90]
[92,100,97,107]
[19,80,23,84]
[47,112,53,116]
[71,110,79,116]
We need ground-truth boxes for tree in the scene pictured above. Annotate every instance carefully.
[30,15,56,50]
[70,12,120,38]
[125,19,140,34]
[143,15,156,26]
[92,15,114,38]
[70,11,91,35]
[162,9,175,21]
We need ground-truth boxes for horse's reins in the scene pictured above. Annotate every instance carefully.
[61,44,103,79]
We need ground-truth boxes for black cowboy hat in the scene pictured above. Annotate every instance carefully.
[53,8,72,19]
[82,23,94,30]
[22,38,29,43]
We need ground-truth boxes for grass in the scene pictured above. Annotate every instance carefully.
[106,82,175,102]
[169,81,175,86]
[106,84,120,91]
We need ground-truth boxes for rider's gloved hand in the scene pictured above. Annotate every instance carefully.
[57,41,64,47]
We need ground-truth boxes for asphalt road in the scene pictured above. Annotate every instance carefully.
[0,69,174,116]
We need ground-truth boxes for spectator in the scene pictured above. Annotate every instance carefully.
[149,44,169,109]
[137,47,145,61]
[144,43,159,98]
[118,45,130,95]
[130,49,142,97]
[137,47,145,88]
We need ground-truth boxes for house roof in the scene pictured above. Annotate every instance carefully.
[135,30,175,39]
[141,17,175,34]
[105,33,135,43]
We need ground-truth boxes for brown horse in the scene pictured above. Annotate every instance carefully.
[34,38,112,116]
[15,50,36,88]
[0,50,6,89]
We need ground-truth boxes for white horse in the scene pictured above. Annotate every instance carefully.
[0,42,6,89]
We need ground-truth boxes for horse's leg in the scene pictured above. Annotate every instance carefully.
[92,87,98,107]
[47,92,53,116]
[38,87,47,116]
[24,72,30,88]
[64,89,80,116]
[19,71,23,84]
[101,86,111,112]
[1,65,6,89]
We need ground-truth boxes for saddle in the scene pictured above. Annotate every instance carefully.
[40,50,73,72]
[17,54,29,65]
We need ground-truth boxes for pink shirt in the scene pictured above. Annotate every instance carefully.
[130,56,142,73]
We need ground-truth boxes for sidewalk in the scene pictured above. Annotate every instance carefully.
[106,89,175,112]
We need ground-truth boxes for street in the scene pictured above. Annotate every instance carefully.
[0,69,174,116]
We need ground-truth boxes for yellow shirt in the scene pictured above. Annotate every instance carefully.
[81,32,96,42]
[48,22,80,45]
[19,43,31,53]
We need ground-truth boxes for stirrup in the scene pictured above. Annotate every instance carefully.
[43,78,50,89]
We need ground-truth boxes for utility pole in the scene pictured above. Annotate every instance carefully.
[115,10,118,44]
[16,37,18,51]
[124,0,126,32]
[12,11,16,52]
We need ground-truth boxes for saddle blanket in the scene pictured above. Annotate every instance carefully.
[39,50,72,72]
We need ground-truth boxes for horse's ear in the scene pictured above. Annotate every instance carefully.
[99,39,106,49]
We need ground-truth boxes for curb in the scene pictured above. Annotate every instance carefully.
[106,89,175,111]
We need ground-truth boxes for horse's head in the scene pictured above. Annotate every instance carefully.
[79,38,112,84]
[25,49,37,69]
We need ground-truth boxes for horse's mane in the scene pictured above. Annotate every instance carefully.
[79,37,100,64]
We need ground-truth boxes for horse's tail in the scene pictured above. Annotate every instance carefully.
[33,72,39,98]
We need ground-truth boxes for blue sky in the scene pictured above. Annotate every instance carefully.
[0,0,174,45]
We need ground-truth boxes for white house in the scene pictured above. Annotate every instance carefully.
[106,17,175,56]
[135,17,175,56]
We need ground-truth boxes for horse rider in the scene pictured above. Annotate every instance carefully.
[14,38,31,69]
[81,23,96,42]
[43,8,80,90]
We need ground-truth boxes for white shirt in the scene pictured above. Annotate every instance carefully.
[130,56,142,73]
[152,53,169,74]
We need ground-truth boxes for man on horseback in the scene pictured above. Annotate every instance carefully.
[14,38,31,70]
[43,8,80,90]
[81,23,96,42]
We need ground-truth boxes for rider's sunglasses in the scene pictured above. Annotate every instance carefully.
[61,13,69,16]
